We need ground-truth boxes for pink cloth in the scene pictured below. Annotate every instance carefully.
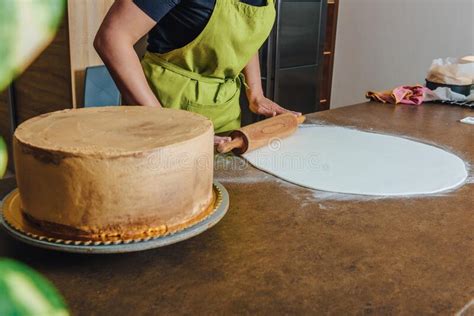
[366,85,431,105]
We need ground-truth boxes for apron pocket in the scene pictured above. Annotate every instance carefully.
[185,86,241,133]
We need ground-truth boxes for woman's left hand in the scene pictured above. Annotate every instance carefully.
[248,95,301,117]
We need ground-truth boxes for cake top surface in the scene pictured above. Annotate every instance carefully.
[15,106,213,156]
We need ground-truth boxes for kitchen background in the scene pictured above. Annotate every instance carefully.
[0,0,472,170]
[332,0,474,107]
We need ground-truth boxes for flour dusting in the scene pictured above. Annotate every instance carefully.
[214,155,273,184]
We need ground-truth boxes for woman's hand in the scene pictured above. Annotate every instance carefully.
[248,94,301,117]
[243,53,301,118]
[214,136,231,146]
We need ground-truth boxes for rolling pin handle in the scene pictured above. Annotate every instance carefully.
[217,136,245,154]
[296,115,306,125]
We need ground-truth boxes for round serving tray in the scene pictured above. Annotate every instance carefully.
[0,181,229,254]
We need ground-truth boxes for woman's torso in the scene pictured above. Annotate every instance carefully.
[133,0,267,54]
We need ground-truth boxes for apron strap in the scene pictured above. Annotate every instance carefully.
[145,52,229,84]
[145,52,245,103]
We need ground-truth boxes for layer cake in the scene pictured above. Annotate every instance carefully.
[13,106,214,240]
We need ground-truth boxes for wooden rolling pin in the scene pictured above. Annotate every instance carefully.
[217,113,306,154]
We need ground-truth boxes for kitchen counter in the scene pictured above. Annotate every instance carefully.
[1,102,473,315]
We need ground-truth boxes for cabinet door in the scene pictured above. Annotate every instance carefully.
[274,0,326,113]
[277,0,324,69]
[275,66,319,114]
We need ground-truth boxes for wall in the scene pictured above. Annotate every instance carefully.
[68,0,115,107]
[331,0,474,108]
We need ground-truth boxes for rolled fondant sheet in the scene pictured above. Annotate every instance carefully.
[242,126,468,196]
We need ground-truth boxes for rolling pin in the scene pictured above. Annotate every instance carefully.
[217,113,306,154]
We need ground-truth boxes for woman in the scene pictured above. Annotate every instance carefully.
[95,0,299,145]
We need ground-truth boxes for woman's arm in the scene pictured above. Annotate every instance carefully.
[94,0,160,106]
[243,53,301,116]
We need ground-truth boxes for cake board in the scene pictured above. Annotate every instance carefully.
[0,181,229,254]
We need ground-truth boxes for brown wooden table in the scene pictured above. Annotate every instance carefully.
[1,102,473,315]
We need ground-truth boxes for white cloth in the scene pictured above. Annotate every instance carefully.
[424,87,474,103]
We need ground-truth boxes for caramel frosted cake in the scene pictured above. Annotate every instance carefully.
[13,106,215,241]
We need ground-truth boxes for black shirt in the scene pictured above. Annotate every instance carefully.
[133,0,266,54]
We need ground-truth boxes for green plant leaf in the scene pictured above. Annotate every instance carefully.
[0,0,66,92]
[0,259,69,316]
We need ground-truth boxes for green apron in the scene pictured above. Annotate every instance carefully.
[141,0,276,133]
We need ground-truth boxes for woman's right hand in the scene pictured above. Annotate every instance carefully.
[214,136,231,146]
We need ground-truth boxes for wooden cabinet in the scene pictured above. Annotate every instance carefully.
[67,0,116,108]
[320,0,339,111]
[0,90,13,170]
